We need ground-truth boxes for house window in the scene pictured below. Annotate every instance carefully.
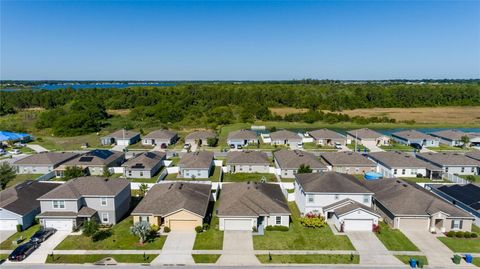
[445,167,449,173]
[472,167,475,173]
[411,169,417,175]
[276,216,281,225]
[33,167,36,172]
[461,167,465,173]
[197,172,201,176]
[363,195,369,203]
[393,169,398,174]
[53,200,65,209]
[239,167,243,171]
[128,171,132,176]
[355,168,359,173]
[140,172,144,177]
[451,220,463,230]
[334,194,339,200]
[308,195,314,203]
[102,213,109,223]
[249,166,252,171]
[101,198,107,206]
[401,169,406,175]
[140,216,149,223]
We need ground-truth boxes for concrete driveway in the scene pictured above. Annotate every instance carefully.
[217,231,260,265]
[402,230,458,266]
[152,231,195,265]
[0,230,16,244]
[20,231,70,264]
[111,144,126,152]
[346,231,402,265]
[26,144,49,153]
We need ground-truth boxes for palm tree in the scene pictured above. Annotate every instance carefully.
[130,222,151,244]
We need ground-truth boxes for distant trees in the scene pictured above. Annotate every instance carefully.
[63,166,84,180]
[0,163,16,189]
[460,135,470,148]
[297,164,312,174]
[207,137,219,147]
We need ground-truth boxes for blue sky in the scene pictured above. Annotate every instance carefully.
[1,0,479,80]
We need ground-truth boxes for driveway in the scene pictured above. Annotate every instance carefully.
[0,230,16,243]
[20,231,70,264]
[217,231,260,265]
[152,231,195,265]
[402,230,458,266]
[345,231,402,265]
[111,144,126,152]
[26,144,49,153]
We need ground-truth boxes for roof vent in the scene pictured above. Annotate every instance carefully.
[402,184,408,187]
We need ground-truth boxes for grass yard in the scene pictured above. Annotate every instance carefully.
[380,142,414,152]
[168,157,181,166]
[394,255,428,265]
[129,178,158,183]
[459,175,480,183]
[7,174,43,188]
[256,254,359,264]
[209,166,222,182]
[192,254,221,264]
[346,143,369,152]
[426,144,467,152]
[438,237,480,253]
[46,254,158,264]
[55,217,166,250]
[222,172,277,182]
[401,177,450,184]
[301,143,337,151]
[375,223,419,251]
[253,203,354,250]
[193,204,223,250]
[0,224,40,250]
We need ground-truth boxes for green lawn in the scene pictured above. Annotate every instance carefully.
[192,254,221,263]
[209,166,221,181]
[375,223,419,251]
[168,157,181,166]
[129,178,158,183]
[427,144,467,151]
[394,255,428,265]
[0,224,40,250]
[346,143,369,152]
[302,143,337,151]
[473,258,480,267]
[55,217,166,250]
[194,203,223,250]
[401,177,450,184]
[380,142,414,152]
[7,174,43,188]
[256,254,359,264]
[222,173,277,182]
[438,237,480,253]
[253,203,354,250]
[46,254,158,264]
[0,254,8,260]
[459,175,480,183]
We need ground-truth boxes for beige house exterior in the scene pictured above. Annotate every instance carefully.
[133,209,203,231]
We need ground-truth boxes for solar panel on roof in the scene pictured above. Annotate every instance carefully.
[79,156,94,162]
[145,152,156,158]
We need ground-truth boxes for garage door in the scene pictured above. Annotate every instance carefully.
[169,220,197,231]
[44,219,73,231]
[344,219,373,231]
[399,218,429,231]
[0,219,18,230]
[224,219,253,231]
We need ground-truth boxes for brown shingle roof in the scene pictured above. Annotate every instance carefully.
[273,149,326,170]
[218,182,290,217]
[61,150,124,166]
[320,152,376,167]
[178,151,214,169]
[122,151,166,169]
[227,130,257,141]
[144,129,177,140]
[106,130,140,139]
[416,152,480,167]
[346,128,384,140]
[309,129,345,140]
[368,151,440,170]
[392,129,437,141]
[430,129,467,141]
[185,130,216,140]
[466,150,480,162]
[226,151,270,165]
[295,172,372,193]
[0,181,60,215]
[270,130,302,141]
[334,202,379,217]
[13,152,78,166]
[132,182,211,217]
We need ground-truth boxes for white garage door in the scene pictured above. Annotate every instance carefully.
[44,219,73,231]
[0,219,18,230]
[224,219,253,231]
[344,219,373,231]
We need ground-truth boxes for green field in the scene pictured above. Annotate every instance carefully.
[256,254,359,264]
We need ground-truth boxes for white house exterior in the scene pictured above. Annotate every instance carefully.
[270,130,303,146]
[225,151,270,173]
[416,152,480,176]
[13,152,78,175]
[391,129,440,147]
[178,151,214,179]
[346,128,390,146]
[273,149,327,178]
[308,129,347,146]
[227,130,258,147]
[142,129,178,147]
[332,203,380,232]
[122,151,166,179]
[101,130,141,146]
[368,151,443,179]
[430,129,471,147]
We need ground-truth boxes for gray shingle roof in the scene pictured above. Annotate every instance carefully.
[430,129,467,141]
[270,130,302,141]
[132,182,211,217]
[185,130,216,140]
[13,152,78,166]
[362,178,472,218]
[227,130,257,141]
[346,128,384,140]
[38,176,130,200]
[144,129,177,140]
[392,129,437,141]
[308,129,345,140]
[466,150,480,162]
[295,172,372,193]
[368,151,440,170]
[416,152,480,167]
[273,149,327,170]
[61,150,124,166]
[226,151,270,165]
[106,130,140,139]
[320,152,376,167]
[334,202,379,217]
[217,182,290,217]
[0,181,60,215]
[178,151,214,169]
[122,151,166,169]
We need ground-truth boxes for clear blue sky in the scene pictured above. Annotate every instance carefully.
[1,0,479,80]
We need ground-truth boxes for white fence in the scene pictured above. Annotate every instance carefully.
[443,173,470,184]
[36,171,55,181]
[109,167,124,174]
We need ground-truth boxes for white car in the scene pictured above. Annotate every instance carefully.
[183,144,191,150]
[334,142,343,149]
[9,149,21,155]
[0,149,6,155]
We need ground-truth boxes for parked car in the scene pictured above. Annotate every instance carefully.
[14,142,26,147]
[8,149,21,155]
[229,144,236,149]
[0,149,6,155]
[236,145,243,149]
[30,228,56,243]
[334,142,342,149]
[8,242,39,261]
[183,144,191,150]
[410,143,422,150]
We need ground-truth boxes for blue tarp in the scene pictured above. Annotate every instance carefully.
[0,131,31,142]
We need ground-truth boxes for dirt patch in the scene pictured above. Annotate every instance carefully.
[269,107,309,116]
[107,109,131,116]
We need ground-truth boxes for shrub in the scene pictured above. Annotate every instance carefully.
[82,220,99,237]
[92,229,112,242]
[150,224,160,234]
[455,231,464,238]
[470,233,478,238]
[373,224,381,233]
[265,225,289,232]
[464,232,471,238]
[252,226,258,233]
[195,226,203,233]
[299,212,326,228]
[16,224,22,232]
[203,223,210,230]
[446,231,456,237]
[163,226,171,233]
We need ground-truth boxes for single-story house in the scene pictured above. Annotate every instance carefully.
[227,130,258,147]
[101,129,141,146]
[37,177,131,231]
[308,129,347,146]
[270,130,302,146]
[178,151,214,179]
[331,201,380,232]
[185,130,217,146]
[217,182,290,231]
[122,151,166,179]
[55,149,125,177]
[0,181,60,231]
[346,128,390,146]
[273,149,327,178]
[368,151,442,179]
[131,182,212,231]
[142,129,178,147]
[416,152,480,176]
[391,129,439,147]
[225,150,270,173]
[13,152,78,174]
[466,150,480,162]
[430,129,472,147]
[320,152,377,174]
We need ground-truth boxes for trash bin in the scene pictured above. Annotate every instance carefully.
[409,258,417,268]
[465,254,472,264]
[417,259,424,268]
[453,254,461,264]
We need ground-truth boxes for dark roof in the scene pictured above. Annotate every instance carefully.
[466,150,480,162]
[38,177,130,200]
[226,151,270,165]
[105,130,140,139]
[416,152,480,166]
[295,172,372,193]
[218,182,290,217]
[227,130,257,141]
[435,184,480,210]
[334,202,379,217]
[362,178,472,218]
[392,129,437,141]
[430,129,467,141]
[0,181,60,215]
[185,130,216,140]
[178,151,214,169]
[132,182,211,217]
[13,152,78,166]
[368,151,440,170]
[273,149,327,169]
[309,129,345,140]
[122,151,166,169]
[320,152,376,167]
[144,129,177,140]
[346,128,385,140]
[270,130,302,141]
[61,150,124,166]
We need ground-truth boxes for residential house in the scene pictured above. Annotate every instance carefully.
[142,129,178,147]
[225,150,270,173]
[308,129,347,146]
[466,150,480,162]
[178,151,214,179]
[185,130,217,146]
[430,129,472,147]
[131,182,211,231]
[227,130,258,147]
[122,151,166,179]
[416,152,480,176]
[13,152,78,175]
[101,129,141,146]
[368,151,442,179]
[37,177,131,231]
[363,178,474,232]
[320,152,377,174]
[217,182,290,231]
[55,150,125,177]
[391,129,439,147]
[273,149,327,178]
[0,181,60,230]
[346,128,390,146]
[270,130,302,146]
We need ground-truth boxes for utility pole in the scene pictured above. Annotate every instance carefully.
[354,131,358,152]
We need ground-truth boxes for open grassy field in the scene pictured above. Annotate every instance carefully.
[269,107,309,117]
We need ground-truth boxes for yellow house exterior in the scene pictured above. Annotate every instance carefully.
[132,209,203,231]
